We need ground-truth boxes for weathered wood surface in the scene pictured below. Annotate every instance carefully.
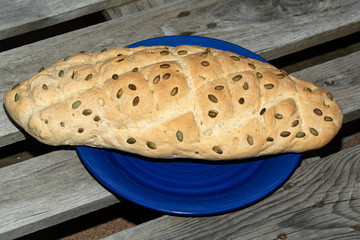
[0,0,134,40]
[0,51,358,239]
[1,0,360,147]
[0,149,119,240]
[104,144,360,240]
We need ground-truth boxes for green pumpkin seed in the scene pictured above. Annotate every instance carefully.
[160,63,170,69]
[128,84,137,90]
[147,141,157,149]
[326,92,334,101]
[324,116,333,121]
[256,72,263,80]
[133,96,140,106]
[214,85,224,90]
[309,127,319,136]
[247,135,254,145]
[239,97,245,104]
[112,74,119,80]
[280,69,288,75]
[208,109,218,118]
[14,93,20,102]
[71,70,78,79]
[232,75,242,81]
[78,128,84,133]
[72,100,81,109]
[171,87,178,96]
[323,101,330,108]
[162,73,171,80]
[200,52,208,58]
[116,88,123,99]
[260,108,266,115]
[243,82,249,90]
[264,84,274,89]
[266,137,274,142]
[42,84,48,90]
[274,113,283,119]
[280,131,291,137]
[212,146,223,154]
[275,73,285,79]
[94,116,101,122]
[85,73,93,81]
[314,108,323,116]
[160,50,169,55]
[176,130,183,142]
[97,98,104,106]
[296,132,306,138]
[82,109,92,116]
[127,138,136,144]
[177,50,187,55]
[58,70,64,77]
[292,120,299,127]
[201,61,210,67]
[39,67,45,72]
[208,94,218,103]
[248,63,255,69]
[11,83,20,90]
[304,87,312,92]
[153,75,161,84]
[230,56,240,61]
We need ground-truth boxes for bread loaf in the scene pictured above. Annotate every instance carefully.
[4,45,343,160]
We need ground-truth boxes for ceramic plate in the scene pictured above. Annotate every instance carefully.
[76,36,302,215]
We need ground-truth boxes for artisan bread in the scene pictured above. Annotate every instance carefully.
[3,45,343,160]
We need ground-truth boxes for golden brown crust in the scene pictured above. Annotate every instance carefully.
[3,45,343,160]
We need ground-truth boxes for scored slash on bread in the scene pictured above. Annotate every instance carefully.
[3,45,343,160]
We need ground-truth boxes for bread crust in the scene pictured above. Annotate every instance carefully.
[4,45,343,160]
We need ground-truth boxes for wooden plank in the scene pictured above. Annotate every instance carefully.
[0,150,119,240]
[0,0,134,40]
[1,0,359,146]
[104,144,360,240]
[103,0,169,19]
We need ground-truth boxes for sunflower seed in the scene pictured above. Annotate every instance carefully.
[14,93,20,102]
[128,84,137,90]
[214,85,224,90]
[256,72,263,80]
[163,73,171,80]
[178,50,187,55]
[112,74,119,80]
[42,84,48,90]
[260,108,266,115]
[230,56,240,61]
[58,70,64,77]
[97,98,104,106]
[275,73,285,79]
[243,82,249,90]
[78,128,84,133]
[200,52,208,58]
[248,63,255,69]
[326,92,334,101]
[71,70,79,79]
[160,50,169,55]
[239,97,245,104]
[160,63,170,69]
[275,113,283,119]
[304,87,312,92]
[85,73,93,81]
[266,137,274,142]
[292,120,299,127]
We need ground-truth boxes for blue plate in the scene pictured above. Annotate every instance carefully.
[76,36,302,215]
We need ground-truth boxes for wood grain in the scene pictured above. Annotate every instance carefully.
[0,150,118,240]
[104,144,360,240]
[0,0,134,40]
